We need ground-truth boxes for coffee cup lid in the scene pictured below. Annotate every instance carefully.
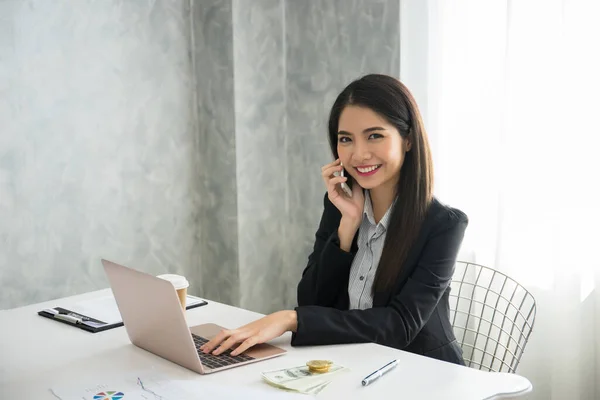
[157,274,189,290]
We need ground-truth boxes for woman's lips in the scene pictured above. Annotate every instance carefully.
[355,164,382,177]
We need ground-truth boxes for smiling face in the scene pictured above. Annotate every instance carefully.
[337,105,411,193]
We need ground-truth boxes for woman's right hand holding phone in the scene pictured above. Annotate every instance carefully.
[321,159,364,252]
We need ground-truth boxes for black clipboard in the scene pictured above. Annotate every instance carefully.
[37,299,208,333]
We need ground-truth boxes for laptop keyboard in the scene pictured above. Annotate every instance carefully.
[192,334,254,370]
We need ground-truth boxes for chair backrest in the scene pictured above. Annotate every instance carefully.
[449,261,536,373]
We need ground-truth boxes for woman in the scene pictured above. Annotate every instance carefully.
[201,74,468,365]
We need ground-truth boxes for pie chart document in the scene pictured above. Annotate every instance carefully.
[49,370,303,400]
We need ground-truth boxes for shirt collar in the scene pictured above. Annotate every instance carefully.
[363,190,395,230]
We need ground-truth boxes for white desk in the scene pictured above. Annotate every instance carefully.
[0,289,532,399]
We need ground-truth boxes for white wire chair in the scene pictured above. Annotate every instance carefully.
[449,261,536,373]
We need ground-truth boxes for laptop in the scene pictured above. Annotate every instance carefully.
[101,259,286,374]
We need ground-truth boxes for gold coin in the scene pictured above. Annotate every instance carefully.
[307,360,332,368]
[307,360,332,373]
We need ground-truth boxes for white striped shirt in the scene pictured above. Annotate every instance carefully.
[347,191,395,310]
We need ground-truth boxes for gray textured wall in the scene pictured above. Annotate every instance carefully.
[191,0,240,309]
[233,0,288,312]
[0,0,203,309]
[0,0,400,313]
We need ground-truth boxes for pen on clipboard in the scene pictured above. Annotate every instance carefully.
[43,308,90,324]
[361,360,398,386]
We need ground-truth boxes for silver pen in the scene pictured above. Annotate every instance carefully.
[54,313,83,324]
[361,360,398,386]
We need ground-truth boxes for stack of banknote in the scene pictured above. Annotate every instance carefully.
[261,363,347,395]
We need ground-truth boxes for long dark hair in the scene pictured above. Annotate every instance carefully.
[327,74,434,294]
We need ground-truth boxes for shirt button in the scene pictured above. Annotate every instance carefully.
[359,276,365,281]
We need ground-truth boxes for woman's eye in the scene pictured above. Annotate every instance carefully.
[368,133,383,140]
[338,136,351,143]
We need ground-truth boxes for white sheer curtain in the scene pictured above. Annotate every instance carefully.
[404,0,600,398]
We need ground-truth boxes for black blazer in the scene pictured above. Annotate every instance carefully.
[291,193,468,365]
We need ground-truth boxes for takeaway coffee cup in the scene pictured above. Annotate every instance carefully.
[157,274,189,310]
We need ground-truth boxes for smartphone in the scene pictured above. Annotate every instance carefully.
[339,163,353,197]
